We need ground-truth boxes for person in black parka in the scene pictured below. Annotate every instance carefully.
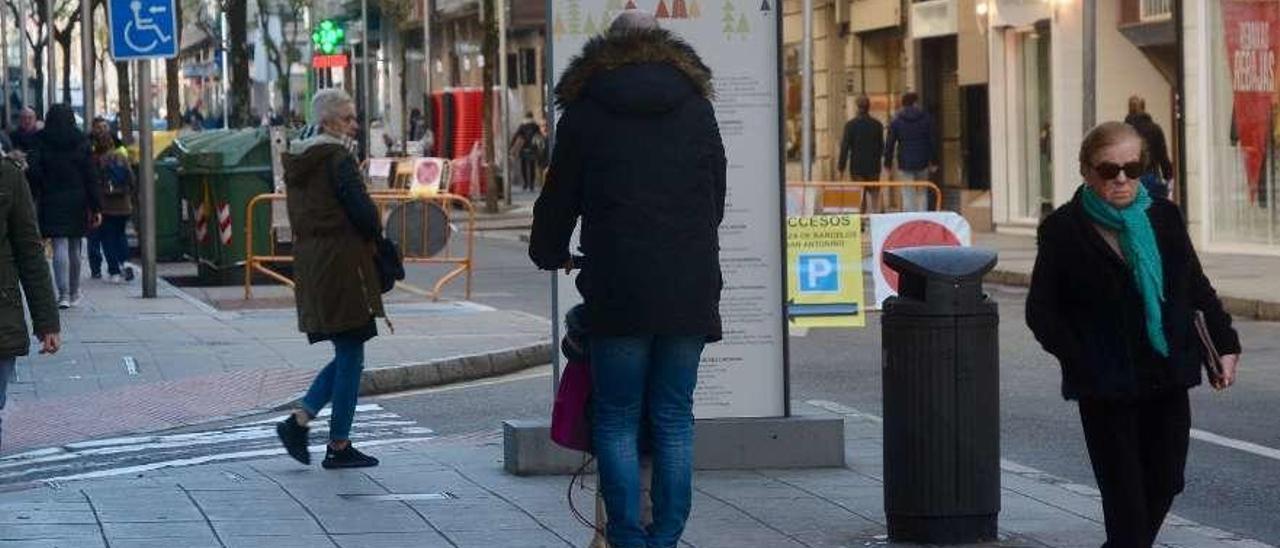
[30,104,102,308]
[1026,122,1241,547]
[529,10,726,548]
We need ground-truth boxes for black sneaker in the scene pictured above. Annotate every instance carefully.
[275,415,311,465]
[322,444,380,469]
[123,267,135,282]
[90,271,102,280]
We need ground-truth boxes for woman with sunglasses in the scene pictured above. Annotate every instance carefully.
[1026,121,1241,547]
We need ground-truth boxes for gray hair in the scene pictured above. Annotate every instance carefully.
[312,89,354,126]
[609,9,658,35]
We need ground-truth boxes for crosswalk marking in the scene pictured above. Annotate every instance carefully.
[0,404,433,485]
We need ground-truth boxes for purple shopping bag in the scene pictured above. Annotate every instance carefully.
[550,358,592,452]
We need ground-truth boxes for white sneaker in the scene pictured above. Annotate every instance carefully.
[108,274,122,284]
[57,299,70,310]
[70,293,83,307]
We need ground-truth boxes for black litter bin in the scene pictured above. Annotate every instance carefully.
[881,245,1000,544]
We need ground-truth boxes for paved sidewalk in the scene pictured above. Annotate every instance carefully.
[0,400,1270,548]
[976,231,1280,321]
[1,272,550,456]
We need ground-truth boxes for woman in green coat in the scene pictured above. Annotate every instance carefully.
[275,89,385,469]
[0,157,62,451]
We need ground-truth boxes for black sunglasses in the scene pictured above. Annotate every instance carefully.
[1093,162,1144,180]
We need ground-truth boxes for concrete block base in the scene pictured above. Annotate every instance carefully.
[503,416,846,476]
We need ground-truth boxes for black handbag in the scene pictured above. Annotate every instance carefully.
[374,237,405,294]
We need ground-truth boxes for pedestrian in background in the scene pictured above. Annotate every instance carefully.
[838,95,884,212]
[883,91,936,212]
[0,152,61,452]
[275,89,385,469]
[8,108,40,161]
[530,10,726,548]
[1125,96,1175,201]
[1026,121,1241,547]
[408,107,427,142]
[88,118,136,284]
[30,104,102,309]
[511,112,545,192]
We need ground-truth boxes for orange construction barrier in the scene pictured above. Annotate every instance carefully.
[244,191,475,302]
[786,180,943,214]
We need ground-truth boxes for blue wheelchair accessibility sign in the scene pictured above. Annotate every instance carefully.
[797,253,840,293]
[108,0,178,60]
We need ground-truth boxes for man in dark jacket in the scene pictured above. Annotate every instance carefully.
[529,10,726,548]
[510,112,544,192]
[8,108,40,158]
[0,157,61,451]
[1125,95,1174,200]
[884,92,936,211]
[837,96,884,212]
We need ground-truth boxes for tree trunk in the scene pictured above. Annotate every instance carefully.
[59,34,73,104]
[31,44,44,113]
[116,61,133,137]
[165,0,182,128]
[481,0,498,213]
[227,0,250,127]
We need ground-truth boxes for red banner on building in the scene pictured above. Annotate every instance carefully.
[1223,0,1280,203]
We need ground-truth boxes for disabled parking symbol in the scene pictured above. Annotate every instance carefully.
[109,0,178,60]
[798,253,839,293]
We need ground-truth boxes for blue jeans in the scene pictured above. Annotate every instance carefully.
[301,336,365,441]
[89,215,130,276]
[591,335,705,548]
[0,357,15,451]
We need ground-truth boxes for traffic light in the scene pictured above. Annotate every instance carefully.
[311,20,345,55]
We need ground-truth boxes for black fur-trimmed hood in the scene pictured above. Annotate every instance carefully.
[554,29,713,110]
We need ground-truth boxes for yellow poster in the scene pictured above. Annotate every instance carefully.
[786,214,865,328]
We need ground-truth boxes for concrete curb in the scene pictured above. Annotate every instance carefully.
[272,342,553,410]
[359,342,553,396]
[985,269,1280,322]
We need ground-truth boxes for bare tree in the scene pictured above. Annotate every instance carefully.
[51,0,99,104]
[256,0,309,120]
[481,0,497,213]
[116,61,133,137]
[165,0,182,128]
[226,0,249,127]
[4,0,50,111]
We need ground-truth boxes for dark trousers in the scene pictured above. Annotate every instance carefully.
[89,215,131,276]
[520,156,538,191]
[851,173,881,212]
[1078,389,1191,548]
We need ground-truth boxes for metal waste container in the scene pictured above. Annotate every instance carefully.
[881,246,999,544]
[176,129,275,285]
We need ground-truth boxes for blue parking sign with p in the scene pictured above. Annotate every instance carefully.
[108,0,178,60]
[798,253,839,293]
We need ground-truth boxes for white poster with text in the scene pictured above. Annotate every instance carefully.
[549,0,786,418]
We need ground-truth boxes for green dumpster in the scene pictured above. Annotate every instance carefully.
[175,129,276,285]
[171,131,224,263]
[155,154,183,261]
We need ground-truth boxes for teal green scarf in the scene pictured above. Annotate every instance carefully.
[1080,184,1169,357]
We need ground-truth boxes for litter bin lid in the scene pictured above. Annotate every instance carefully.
[884,246,997,283]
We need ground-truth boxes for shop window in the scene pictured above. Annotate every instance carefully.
[1208,0,1280,246]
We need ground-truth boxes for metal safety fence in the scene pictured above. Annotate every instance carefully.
[244,191,475,301]
[785,180,943,215]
